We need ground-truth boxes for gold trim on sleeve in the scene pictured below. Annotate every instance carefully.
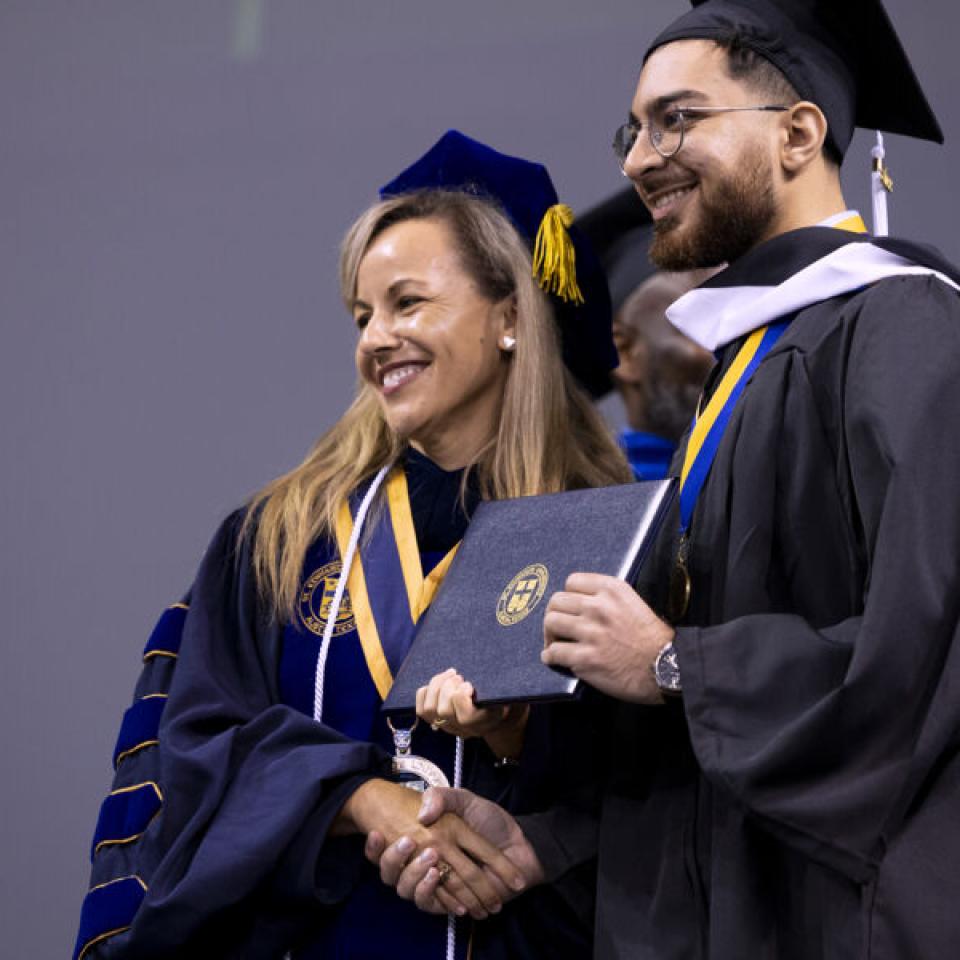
[77,876,148,960]
[114,740,160,768]
[92,784,163,857]
[142,649,178,662]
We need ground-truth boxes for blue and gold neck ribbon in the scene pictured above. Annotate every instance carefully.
[678,319,790,533]
[678,213,866,533]
[333,467,459,701]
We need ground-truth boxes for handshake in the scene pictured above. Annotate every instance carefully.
[361,785,545,920]
[332,665,546,920]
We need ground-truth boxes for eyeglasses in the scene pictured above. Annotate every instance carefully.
[612,104,790,167]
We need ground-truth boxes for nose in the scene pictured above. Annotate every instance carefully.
[622,130,666,181]
[357,308,403,356]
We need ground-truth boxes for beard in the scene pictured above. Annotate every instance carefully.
[650,148,777,271]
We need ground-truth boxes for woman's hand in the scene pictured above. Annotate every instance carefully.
[416,668,529,760]
[366,787,540,918]
[335,778,524,918]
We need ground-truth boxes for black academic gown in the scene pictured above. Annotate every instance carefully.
[527,231,960,960]
[77,451,595,960]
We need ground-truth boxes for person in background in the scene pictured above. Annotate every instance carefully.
[611,269,715,477]
[73,130,630,960]
[580,188,714,479]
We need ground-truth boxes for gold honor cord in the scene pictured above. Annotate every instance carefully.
[334,469,460,700]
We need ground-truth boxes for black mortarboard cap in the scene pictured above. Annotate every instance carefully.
[577,187,657,313]
[381,130,616,397]
[646,0,943,158]
[576,187,656,396]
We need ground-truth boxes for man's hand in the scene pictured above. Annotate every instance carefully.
[337,779,522,918]
[365,787,542,916]
[541,572,674,704]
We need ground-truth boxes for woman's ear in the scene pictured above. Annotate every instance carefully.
[780,101,829,174]
[497,296,518,352]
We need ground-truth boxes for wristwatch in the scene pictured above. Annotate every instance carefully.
[653,640,682,696]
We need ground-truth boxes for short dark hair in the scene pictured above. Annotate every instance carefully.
[713,30,841,166]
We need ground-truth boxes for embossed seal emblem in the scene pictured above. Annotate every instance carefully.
[299,561,356,637]
[496,563,549,626]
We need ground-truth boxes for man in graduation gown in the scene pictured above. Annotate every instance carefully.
[373,2,960,957]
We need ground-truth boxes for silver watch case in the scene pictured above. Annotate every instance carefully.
[654,641,682,695]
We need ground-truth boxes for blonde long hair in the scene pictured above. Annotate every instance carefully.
[247,190,632,620]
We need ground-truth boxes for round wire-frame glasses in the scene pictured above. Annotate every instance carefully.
[612,104,790,168]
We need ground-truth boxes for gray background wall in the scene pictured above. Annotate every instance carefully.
[2,2,956,955]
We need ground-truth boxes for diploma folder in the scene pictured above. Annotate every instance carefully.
[382,478,675,712]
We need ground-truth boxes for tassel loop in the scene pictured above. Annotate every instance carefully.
[533,204,584,305]
[871,132,893,237]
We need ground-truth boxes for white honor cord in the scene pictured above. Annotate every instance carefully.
[313,463,392,722]
[445,734,465,960]
[871,131,890,238]
[310,461,462,960]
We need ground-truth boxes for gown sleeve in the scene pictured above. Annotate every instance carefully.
[76,511,391,960]
[674,276,960,884]
[512,689,615,883]
[474,694,611,960]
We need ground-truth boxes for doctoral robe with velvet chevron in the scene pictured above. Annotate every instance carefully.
[76,450,597,960]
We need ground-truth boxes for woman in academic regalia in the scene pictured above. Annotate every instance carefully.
[75,130,631,960]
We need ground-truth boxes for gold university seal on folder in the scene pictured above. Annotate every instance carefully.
[496,563,549,626]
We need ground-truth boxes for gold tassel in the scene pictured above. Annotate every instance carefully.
[532,203,584,305]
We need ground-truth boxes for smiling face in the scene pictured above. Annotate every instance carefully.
[353,217,514,469]
[625,40,784,270]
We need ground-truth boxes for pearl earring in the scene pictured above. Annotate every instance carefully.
[502,335,516,351]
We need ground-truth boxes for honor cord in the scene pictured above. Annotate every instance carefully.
[314,464,392,722]
[446,734,464,960]
[313,461,464,960]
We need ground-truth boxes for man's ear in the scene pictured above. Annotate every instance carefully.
[780,101,829,174]
[611,326,646,385]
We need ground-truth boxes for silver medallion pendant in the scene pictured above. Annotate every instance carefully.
[388,719,450,792]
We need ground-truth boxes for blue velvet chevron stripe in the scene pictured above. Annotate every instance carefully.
[73,875,146,960]
[112,694,167,768]
[90,783,163,860]
[142,603,188,660]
